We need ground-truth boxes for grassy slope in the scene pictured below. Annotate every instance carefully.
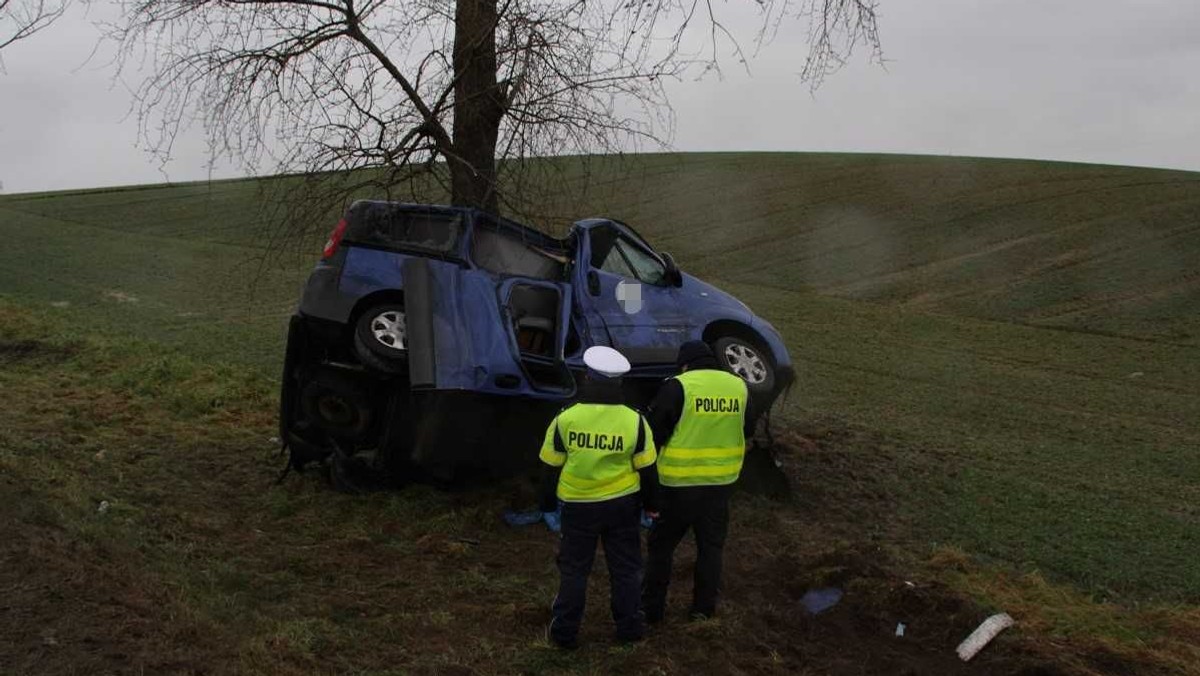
[1,152,1198,604]
[0,180,307,368]
[4,302,1086,676]
[5,300,1197,675]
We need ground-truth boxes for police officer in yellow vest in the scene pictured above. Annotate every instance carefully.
[539,346,657,649]
[641,340,751,623]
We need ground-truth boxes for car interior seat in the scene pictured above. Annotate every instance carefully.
[508,285,558,356]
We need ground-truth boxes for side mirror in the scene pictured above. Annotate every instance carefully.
[587,270,600,296]
[661,252,683,287]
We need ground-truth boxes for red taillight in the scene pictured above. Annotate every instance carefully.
[322,218,348,259]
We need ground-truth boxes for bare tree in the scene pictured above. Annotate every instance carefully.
[105,0,881,229]
[1,0,68,60]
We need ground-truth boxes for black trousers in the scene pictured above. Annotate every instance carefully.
[550,494,644,644]
[641,484,731,619]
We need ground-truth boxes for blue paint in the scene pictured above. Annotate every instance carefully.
[800,587,844,615]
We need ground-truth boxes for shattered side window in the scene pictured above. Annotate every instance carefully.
[471,223,567,280]
[351,207,463,255]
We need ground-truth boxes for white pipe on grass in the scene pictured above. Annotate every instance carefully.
[956,613,1014,661]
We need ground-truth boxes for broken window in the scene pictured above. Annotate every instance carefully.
[471,220,568,280]
[346,204,463,255]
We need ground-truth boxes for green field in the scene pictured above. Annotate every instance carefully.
[2,152,1200,672]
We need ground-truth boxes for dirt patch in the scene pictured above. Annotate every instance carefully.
[705,543,1063,676]
[0,338,78,365]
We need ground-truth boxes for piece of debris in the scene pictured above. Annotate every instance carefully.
[956,612,1014,661]
[503,509,545,527]
[94,449,106,461]
[895,622,906,637]
[799,587,843,615]
[640,510,655,529]
[103,290,139,303]
[269,436,281,445]
[50,301,70,308]
[1128,371,1144,378]
[41,629,58,646]
[98,500,111,514]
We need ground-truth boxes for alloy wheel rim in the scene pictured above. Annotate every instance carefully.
[724,343,768,384]
[370,310,407,351]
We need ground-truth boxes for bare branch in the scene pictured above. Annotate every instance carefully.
[101,0,882,246]
[1,0,69,61]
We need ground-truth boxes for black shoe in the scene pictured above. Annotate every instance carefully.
[616,632,644,644]
[546,623,579,650]
[642,607,664,626]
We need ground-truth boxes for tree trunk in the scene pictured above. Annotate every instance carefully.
[450,0,504,214]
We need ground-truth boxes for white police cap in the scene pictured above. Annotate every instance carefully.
[583,345,631,378]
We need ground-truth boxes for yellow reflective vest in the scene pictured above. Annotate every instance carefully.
[657,369,749,487]
[539,403,657,503]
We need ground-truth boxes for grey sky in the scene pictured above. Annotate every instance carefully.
[2,0,1199,194]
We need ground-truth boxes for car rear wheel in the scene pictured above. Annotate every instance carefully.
[354,304,408,374]
[712,336,776,395]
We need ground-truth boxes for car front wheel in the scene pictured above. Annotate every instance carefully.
[712,335,776,395]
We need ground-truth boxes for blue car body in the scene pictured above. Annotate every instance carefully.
[280,202,793,479]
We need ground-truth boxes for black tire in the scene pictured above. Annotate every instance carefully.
[711,335,777,395]
[300,370,375,442]
[354,304,408,374]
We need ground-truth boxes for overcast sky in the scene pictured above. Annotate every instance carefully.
[2,0,1199,194]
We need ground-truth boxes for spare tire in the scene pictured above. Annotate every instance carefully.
[300,370,374,442]
[712,335,776,395]
[354,303,408,374]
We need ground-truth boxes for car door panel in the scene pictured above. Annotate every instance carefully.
[576,224,692,365]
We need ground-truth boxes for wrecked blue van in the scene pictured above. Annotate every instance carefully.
[279,201,793,480]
